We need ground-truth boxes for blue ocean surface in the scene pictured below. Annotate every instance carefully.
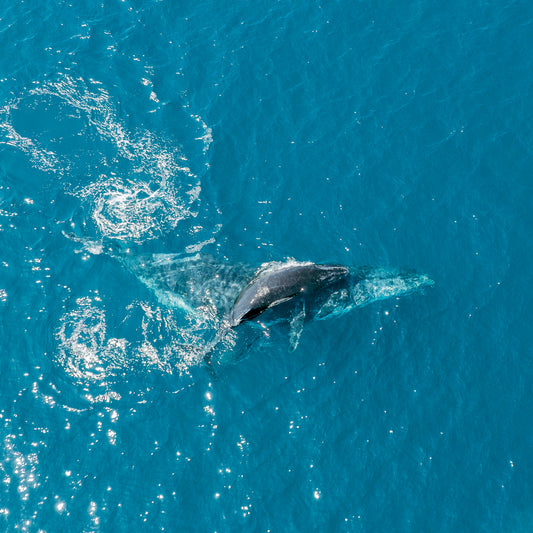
[1,0,532,531]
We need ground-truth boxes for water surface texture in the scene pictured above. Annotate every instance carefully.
[1,0,532,531]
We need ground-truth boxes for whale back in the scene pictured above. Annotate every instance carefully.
[230,263,349,326]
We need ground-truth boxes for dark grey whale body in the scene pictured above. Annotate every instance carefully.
[230,262,350,326]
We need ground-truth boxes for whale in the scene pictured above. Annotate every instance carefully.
[202,258,434,361]
[62,233,434,364]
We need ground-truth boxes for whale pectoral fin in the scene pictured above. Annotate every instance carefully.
[288,302,306,352]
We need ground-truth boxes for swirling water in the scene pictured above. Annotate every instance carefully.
[1,0,532,531]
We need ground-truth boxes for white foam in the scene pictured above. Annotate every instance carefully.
[56,297,126,383]
[1,434,40,506]
[2,74,211,243]
[255,258,314,277]
[192,113,213,156]
[80,176,190,241]
[0,99,63,174]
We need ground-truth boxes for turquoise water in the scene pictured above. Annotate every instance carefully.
[1,0,532,531]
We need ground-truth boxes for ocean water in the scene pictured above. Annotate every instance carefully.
[1,0,532,531]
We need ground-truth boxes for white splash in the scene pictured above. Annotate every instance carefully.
[79,175,190,242]
[56,297,127,382]
[1,74,213,243]
[0,99,62,174]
